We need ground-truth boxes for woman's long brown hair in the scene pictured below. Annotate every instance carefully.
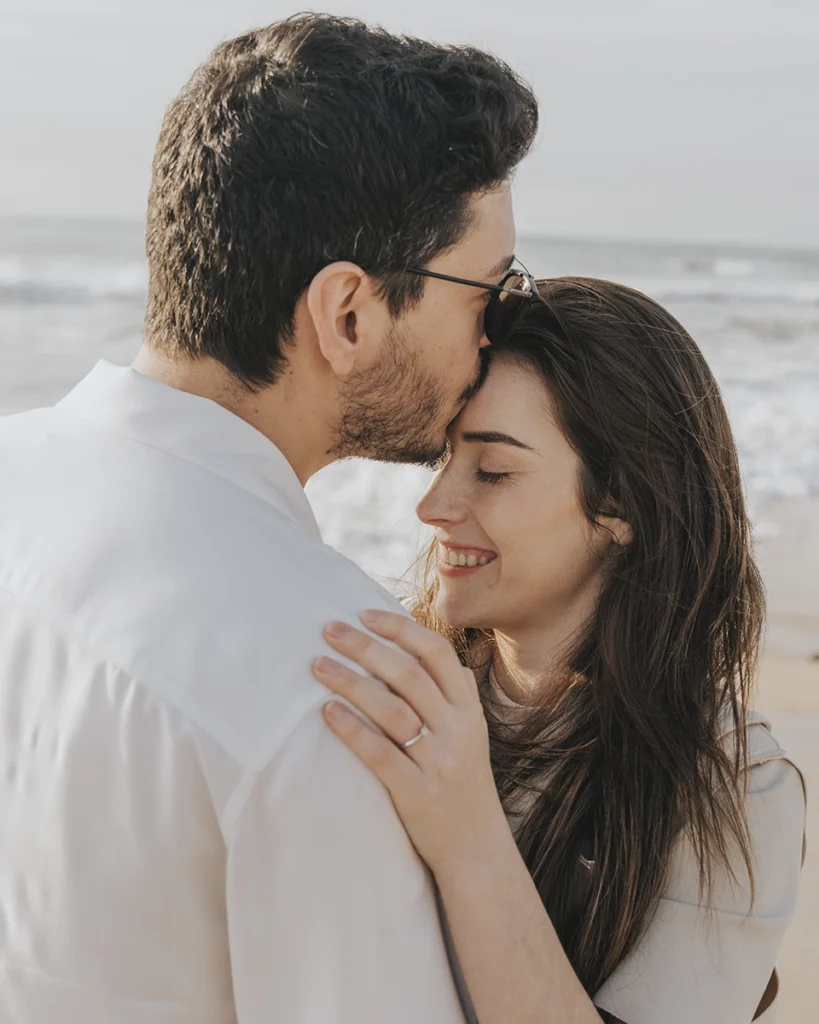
[412,278,765,995]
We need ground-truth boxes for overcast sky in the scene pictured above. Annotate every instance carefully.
[1,0,817,247]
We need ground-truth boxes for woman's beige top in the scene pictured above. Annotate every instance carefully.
[489,680,807,1024]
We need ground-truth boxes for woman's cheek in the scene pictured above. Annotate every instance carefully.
[478,487,529,565]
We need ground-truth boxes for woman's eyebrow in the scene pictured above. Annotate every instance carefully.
[460,430,535,452]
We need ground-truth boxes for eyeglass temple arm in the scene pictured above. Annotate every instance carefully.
[408,267,534,297]
[406,267,507,293]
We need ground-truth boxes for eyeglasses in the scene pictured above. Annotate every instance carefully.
[406,260,540,346]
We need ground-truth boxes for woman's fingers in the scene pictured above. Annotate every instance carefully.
[322,700,421,793]
[313,656,428,753]
[322,621,448,725]
[358,610,473,704]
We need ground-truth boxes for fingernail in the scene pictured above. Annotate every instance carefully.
[360,609,383,627]
[323,701,346,721]
[314,656,341,676]
[325,621,351,640]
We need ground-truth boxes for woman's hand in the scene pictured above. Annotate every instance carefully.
[313,609,511,876]
[315,612,604,1024]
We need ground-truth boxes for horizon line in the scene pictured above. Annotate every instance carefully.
[0,211,816,259]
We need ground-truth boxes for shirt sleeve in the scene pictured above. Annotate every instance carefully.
[224,701,467,1024]
[593,755,806,1024]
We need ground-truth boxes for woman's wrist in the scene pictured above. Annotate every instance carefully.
[432,805,520,888]
[433,809,603,1024]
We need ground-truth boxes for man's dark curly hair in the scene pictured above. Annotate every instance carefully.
[144,14,538,388]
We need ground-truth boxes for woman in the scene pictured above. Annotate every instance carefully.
[312,277,806,1023]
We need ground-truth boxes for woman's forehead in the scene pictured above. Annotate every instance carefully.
[454,356,550,437]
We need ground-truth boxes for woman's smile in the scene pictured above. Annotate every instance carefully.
[437,541,498,576]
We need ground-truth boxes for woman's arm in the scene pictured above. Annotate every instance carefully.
[434,819,607,1024]
[313,610,606,1024]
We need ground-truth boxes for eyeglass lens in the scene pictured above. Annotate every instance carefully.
[484,273,532,345]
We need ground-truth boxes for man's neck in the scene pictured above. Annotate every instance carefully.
[131,345,337,485]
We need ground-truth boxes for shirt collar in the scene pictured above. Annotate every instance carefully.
[57,360,322,541]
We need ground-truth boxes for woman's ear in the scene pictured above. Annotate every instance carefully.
[598,515,633,548]
[613,518,633,547]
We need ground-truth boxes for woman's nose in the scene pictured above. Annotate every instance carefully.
[416,476,468,527]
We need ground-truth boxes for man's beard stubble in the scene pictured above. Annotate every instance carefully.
[328,324,486,468]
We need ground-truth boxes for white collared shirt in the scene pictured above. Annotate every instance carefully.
[0,362,467,1023]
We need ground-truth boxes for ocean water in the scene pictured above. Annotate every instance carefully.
[1,216,817,583]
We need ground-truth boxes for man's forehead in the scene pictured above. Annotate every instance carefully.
[486,253,515,279]
[431,187,515,277]
[463,188,516,274]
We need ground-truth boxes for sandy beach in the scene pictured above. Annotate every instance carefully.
[753,496,818,1022]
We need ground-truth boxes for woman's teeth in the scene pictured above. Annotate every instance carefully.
[445,549,490,567]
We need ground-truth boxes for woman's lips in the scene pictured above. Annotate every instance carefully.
[437,543,497,577]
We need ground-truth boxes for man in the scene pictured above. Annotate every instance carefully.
[0,15,537,1022]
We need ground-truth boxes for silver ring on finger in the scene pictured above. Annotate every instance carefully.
[401,723,430,750]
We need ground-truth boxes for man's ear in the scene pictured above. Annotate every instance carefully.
[305,261,370,376]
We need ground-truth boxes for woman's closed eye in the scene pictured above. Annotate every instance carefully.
[475,468,511,485]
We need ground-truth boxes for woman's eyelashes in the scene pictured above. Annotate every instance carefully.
[475,468,511,485]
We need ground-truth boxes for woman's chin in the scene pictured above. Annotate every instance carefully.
[435,594,488,632]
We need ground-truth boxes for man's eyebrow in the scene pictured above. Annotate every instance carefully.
[461,430,535,452]
[486,254,515,281]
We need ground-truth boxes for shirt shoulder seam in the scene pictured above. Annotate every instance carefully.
[219,693,327,844]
